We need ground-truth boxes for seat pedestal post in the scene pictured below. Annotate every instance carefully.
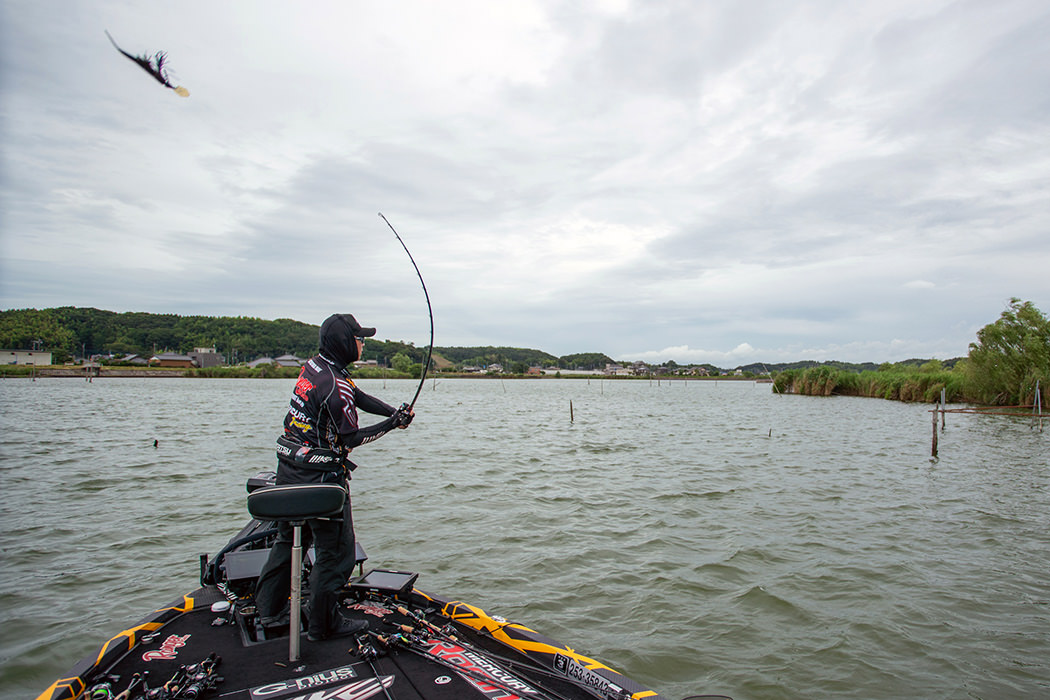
[289,521,304,662]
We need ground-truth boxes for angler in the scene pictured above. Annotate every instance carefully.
[254,313,414,642]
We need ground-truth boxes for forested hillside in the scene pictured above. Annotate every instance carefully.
[4,301,1044,407]
[0,307,320,362]
[433,346,557,368]
[0,307,432,366]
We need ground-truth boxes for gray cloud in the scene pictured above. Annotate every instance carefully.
[2,0,1048,364]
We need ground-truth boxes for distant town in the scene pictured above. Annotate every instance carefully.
[1,307,958,378]
[4,344,919,380]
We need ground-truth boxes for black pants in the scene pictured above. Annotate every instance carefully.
[254,497,355,637]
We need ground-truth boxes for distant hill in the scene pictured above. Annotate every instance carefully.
[1,306,962,371]
[433,346,557,367]
[557,352,616,370]
[1,307,318,362]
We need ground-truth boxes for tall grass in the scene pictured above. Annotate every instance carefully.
[774,366,969,403]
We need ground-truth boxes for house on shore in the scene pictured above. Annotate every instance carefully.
[150,352,196,368]
[247,354,304,369]
[2,349,53,365]
[189,347,224,369]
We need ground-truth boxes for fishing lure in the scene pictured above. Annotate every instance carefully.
[105,30,189,97]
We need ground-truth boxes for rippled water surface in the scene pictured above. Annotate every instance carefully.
[1,377,1048,699]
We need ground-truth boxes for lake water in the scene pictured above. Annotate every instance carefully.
[1,377,1048,700]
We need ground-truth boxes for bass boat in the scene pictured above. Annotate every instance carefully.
[38,472,722,700]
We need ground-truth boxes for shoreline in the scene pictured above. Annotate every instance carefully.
[9,366,761,381]
[13,366,189,378]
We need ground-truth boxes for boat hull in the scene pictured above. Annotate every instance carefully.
[39,535,669,700]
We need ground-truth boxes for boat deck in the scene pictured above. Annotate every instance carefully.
[43,580,657,700]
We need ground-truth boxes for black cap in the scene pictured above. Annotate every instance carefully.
[345,313,376,338]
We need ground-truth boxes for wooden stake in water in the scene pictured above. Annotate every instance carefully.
[931,408,939,458]
[941,388,947,430]
[570,400,574,423]
[1035,379,1043,432]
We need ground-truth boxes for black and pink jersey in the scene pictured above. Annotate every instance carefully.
[277,353,399,482]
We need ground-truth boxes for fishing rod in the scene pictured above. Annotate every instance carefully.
[378,213,433,412]
[352,635,395,700]
[356,592,616,700]
[388,604,619,699]
[369,630,573,700]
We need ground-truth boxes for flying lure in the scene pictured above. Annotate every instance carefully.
[105,30,189,97]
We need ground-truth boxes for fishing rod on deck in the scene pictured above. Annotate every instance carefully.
[379,213,434,413]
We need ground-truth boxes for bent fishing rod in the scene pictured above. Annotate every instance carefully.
[379,212,434,412]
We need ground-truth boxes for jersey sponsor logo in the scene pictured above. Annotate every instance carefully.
[423,639,539,699]
[295,373,315,400]
[552,654,614,696]
[248,665,358,699]
[141,633,191,662]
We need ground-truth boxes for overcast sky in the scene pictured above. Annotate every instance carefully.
[2,1,1048,365]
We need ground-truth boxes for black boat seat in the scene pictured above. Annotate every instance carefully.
[245,484,347,662]
[246,483,346,522]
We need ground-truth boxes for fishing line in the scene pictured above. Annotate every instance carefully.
[378,213,433,411]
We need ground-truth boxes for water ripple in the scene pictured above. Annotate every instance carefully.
[1,378,1049,699]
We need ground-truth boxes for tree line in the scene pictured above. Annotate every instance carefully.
[0,307,615,370]
[0,307,320,362]
[773,299,1048,406]
[3,300,1046,407]
[431,347,616,372]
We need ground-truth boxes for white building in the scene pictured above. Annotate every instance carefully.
[2,349,53,365]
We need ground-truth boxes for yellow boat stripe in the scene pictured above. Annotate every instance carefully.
[93,621,163,664]
[437,599,620,674]
[35,677,84,700]
[39,595,198,699]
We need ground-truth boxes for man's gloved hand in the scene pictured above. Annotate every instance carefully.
[393,404,414,428]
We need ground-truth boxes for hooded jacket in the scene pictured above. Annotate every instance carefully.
[275,317,398,484]
[319,313,363,367]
